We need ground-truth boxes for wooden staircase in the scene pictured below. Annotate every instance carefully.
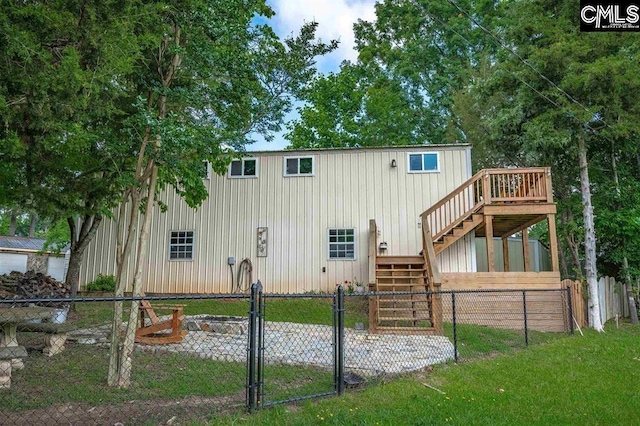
[433,213,484,255]
[373,256,435,332]
[368,167,557,335]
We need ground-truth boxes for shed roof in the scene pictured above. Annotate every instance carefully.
[0,236,68,253]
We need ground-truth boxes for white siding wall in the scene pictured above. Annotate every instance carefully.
[0,253,28,275]
[79,146,472,293]
[47,256,67,282]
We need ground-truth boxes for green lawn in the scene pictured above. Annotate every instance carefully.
[71,295,369,328]
[210,322,640,425]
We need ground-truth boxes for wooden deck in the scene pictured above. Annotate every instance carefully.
[441,272,562,290]
[369,167,566,335]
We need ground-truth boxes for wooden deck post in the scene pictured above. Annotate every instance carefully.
[483,171,492,204]
[368,219,377,287]
[545,167,554,203]
[547,213,560,272]
[368,219,377,333]
[502,237,510,272]
[485,215,495,272]
[522,228,530,272]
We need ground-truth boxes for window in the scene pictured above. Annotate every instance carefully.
[202,161,211,180]
[169,231,194,260]
[229,158,257,178]
[284,156,314,176]
[408,152,439,173]
[328,228,356,260]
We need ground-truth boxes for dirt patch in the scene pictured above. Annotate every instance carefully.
[1,392,245,426]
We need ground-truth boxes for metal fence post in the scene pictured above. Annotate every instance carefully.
[566,285,574,335]
[246,282,259,412]
[522,290,529,347]
[452,292,458,363]
[256,281,264,408]
[336,285,345,396]
[332,289,338,394]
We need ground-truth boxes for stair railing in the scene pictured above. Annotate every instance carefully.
[420,167,551,242]
[421,170,486,243]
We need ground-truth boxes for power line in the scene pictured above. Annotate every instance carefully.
[445,0,610,130]
[429,14,564,111]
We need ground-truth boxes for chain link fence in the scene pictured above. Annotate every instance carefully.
[0,286,573,424]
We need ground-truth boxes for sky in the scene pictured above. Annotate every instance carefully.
[247,0,377,151]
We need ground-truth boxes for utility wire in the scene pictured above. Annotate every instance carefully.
[429,14,564,111]
[445,0,610,130]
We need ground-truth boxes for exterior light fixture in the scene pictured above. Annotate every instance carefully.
[391,159,397,168]
[379,241,388,251]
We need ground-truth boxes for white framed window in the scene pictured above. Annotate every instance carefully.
[169,230,194,261]
[228,158,258,178]
[328,228,356,260]
[284,156,314,176]
[407,152,440,173]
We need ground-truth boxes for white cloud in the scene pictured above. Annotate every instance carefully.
[267,0,377,73]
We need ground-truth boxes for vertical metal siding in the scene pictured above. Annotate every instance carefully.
[80,146,472,293]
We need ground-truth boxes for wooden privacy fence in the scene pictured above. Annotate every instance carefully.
[563,277,632,328]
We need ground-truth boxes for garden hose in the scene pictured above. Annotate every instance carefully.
[235,258,253,293]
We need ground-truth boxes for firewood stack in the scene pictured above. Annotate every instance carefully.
[0,271,70,300]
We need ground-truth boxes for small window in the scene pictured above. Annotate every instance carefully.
[328,228,356,260]
[169,230,194,260]
[229,158,258,178]
[408,152,439,173]
[284,156,314,176]
[202,161,211,180]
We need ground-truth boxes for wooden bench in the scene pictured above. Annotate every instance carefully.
[0,346,27,389]
[16,323,73,357]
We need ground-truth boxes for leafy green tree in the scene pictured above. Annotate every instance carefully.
[287,0,505,148]
[1,1,336,386]
[287,62,425,148]
[467,0,640,329]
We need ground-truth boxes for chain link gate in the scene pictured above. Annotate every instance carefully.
[246,283,344,410]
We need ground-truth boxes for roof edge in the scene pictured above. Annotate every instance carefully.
[244,143,471,156]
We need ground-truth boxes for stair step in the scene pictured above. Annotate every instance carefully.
[379,315,433,321]
[377,298,430,303]
[374,326,437,333]
[377,275,425,280]
[376,285,425,290]
[376,256,424,265]
[378,307,428,312]
[376,268,426,272]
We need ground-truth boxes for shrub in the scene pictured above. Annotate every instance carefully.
[84,274,116,292]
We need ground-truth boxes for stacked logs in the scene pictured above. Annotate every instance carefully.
[0,271,70,300]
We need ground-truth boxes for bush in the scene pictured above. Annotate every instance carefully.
[84,274,116,292]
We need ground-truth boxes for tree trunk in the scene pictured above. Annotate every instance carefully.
[577,135,603,331]
[28,213,36,237]
[65,215,102,298]
[611,145,638,324]
[558,238,569,279]
[8,211,17,236]
[114,165,158,388]
[108,190,140,387]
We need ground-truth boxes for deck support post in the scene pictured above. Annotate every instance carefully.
[502,237,510,272]
[485,215,495,272]
[547,213,560,272]
[522,229,530,272]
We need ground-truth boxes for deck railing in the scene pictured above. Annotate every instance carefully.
[420,167,552,242]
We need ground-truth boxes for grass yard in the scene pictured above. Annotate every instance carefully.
[210,322,640,425]
[3,344,333,413]
[70,295,370,328]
